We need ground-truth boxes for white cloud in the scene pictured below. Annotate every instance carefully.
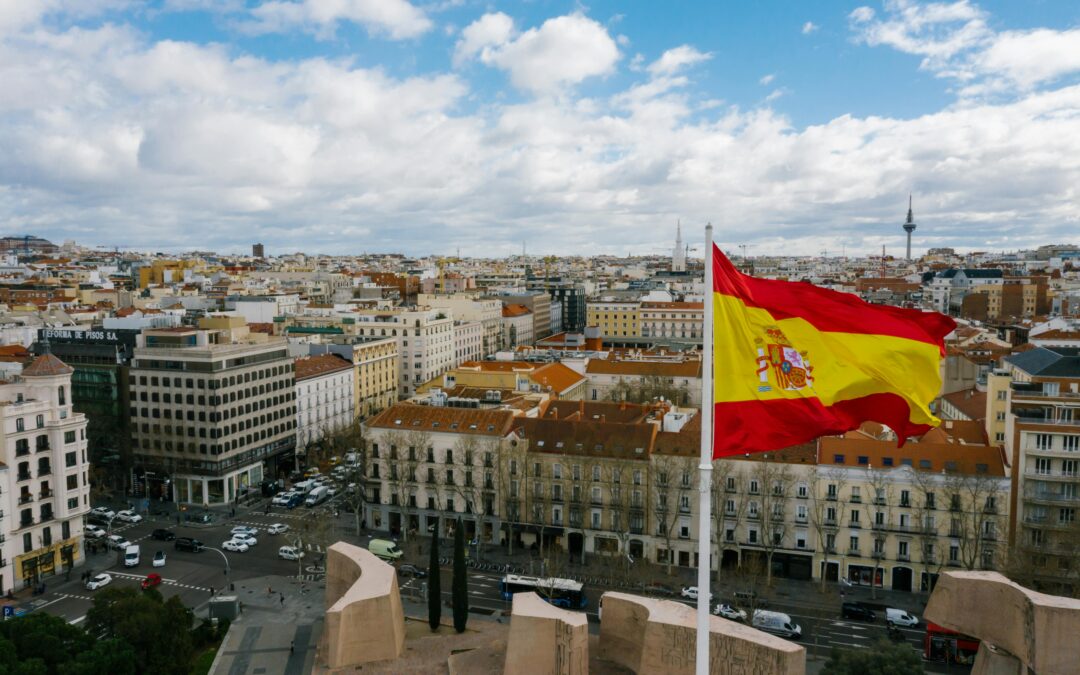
[648,44,712,76]
[764,88,785,102]
[469,13,620,95]
[453,12,514,66]
[1,4,1080,256]
[760,73,775,86]
[847,1,1080,96]
[801,21,818,34]
[244,0,432,40]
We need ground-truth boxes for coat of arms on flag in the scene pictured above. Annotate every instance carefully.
[755,327,813,392]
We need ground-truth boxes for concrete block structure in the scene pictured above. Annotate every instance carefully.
[597,592,805,675]
[322,542,405,669]
[504,592,588,675]
[925,571,1080,675]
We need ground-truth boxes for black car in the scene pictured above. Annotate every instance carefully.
[174,537,204,553]
[842,602,877,622]
[397,564,427,578]
[151,528,176,541]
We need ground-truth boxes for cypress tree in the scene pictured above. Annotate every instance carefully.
[452,517,469,633]
[428,529,441,631]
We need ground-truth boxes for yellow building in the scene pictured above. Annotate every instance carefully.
[586,301,640,338]
[137,259,205,289]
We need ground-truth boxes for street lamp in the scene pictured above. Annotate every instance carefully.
[202,546,232,593]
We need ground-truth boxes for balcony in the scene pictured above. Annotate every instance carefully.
[874,498,886,506]
[17,472,31,482]
[19,518,32,528]
[872,550,885,560]
[36,441,50,453]
[897,553,911,562]
[826,494,837,502]
[629,526,644,535]
[15,447,29,458]
[770,512,784,522]
[39,489,53,499]
[39,512,54,522]
[1024,470,1080,482]
[592,498,604,507]
[1024,489,1080,504]
[825,546,838,554]
[947,560,963,568]
[18,494,32,505]
[849,522,862,529]
[824,518,837,527]
[847,548,861,557]
[899,501,911,509]
[850,496,861,504]
[795,515,808,524]
[37,467,52,477]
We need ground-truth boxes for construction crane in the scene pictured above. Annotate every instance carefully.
[542,255,558,283]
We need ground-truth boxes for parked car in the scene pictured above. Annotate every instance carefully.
[680,586,713,601]
[84,525,106,539]
[231,534,257,547]
[90,507,116,520]
[285,493,304,509]
[397,564,427,578]
[107,535,132,551]
[151,528,176,541]
[174,537,205,553]
[115,510,142,523]
[153,550,166,567]
[230,526,258,537]
[640,582,677,597]
[141,573,162,590]
[886,608,919,627]
[272,492,294,506]
[842,602,877,622]
[86,573,112,590]
[278,546,303,561]
[267,523,289,535]
[713,604,748,622]
[222,540,249,553]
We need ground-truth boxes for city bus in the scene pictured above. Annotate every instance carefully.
[924,621,979,665]
[499,574,587,610]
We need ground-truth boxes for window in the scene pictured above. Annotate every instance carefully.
[797,483,808,498]
[850,510,860,524]
[996,390,1007,401]
[553,464,562,479]
[749,480,759,495]
[1035,434,1053,450]
[1035,457,1052,475]
[64,430,76,444]
[849,535,859,551]
[833,454,845,464]
[23,533,32,553]
[1065,436,1080,452]
[16,418,24,432]
[35,414,43,428]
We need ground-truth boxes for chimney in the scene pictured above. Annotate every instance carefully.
[579,400,584,416]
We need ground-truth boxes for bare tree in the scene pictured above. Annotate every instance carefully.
[910,469,947,592]
[651,454,693,576]
[711,459,748,582]
[750,459,795,585]
[863,466,892,599]
[496,436,529,556]
[605,375,693,406]
[944,471,1005,571]
[809,467,847,591]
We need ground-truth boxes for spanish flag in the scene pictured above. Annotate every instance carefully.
[712,244,955,457]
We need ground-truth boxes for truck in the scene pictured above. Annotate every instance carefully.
[751,610,802,639]
[368,539,403,561]
[305,485,329,507]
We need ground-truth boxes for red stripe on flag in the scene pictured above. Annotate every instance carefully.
[712,393,932,457]
[713,246,955,349]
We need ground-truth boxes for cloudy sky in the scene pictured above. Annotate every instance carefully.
[2,0,1079,257]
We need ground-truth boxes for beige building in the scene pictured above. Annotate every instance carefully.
[638,302,703,342]
[586,301,640,339]
[417,361,587,401]
[309,336,399,419]
[418,293,505,356]
[1000,346,1080,595]
[1,353,91,592]
[294,353,355,450]
[129,319,297,504]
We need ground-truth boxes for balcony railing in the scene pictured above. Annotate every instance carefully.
[39,512,54,522]
[18,495,32,505]
[19,518,32,528]
[897,553,911,562]
[17,472,31,482]
[15,447,29,457]
[36,442,50,453]
[847,548,860,556]
[39,489,53,499]
[37,468,51,477]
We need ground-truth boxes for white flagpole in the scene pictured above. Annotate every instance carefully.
[695,223,715,675]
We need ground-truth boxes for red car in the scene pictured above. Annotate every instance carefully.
[141,573,162,590]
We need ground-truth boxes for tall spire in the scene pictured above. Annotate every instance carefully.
[903,194,917,261]
[906,194,914,225]
[672,220,686,272]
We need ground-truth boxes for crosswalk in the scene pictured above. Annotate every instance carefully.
[109,570,207,591]
[57,592,92,602]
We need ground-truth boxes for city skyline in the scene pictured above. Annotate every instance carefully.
[2,1,1080,257]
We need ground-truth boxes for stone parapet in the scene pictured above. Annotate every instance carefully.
[597,592,804,675]
[322,542,405,669]
[504,592,589,675]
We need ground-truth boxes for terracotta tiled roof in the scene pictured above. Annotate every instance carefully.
[529,363,585,394]
[639,302,704,310]
[939,389,987,422]
[501,303,532,318]
[514,417,655,461]
[366,403,517,437]
[585,359,702,378]
[818,434,1005,476]
[22,353,74,377]
[541,400,654,424]
[293,354,352,381]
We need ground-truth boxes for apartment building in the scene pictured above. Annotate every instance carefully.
[501,304,534,348]
[418,293,505,356]
[586,301,641,339]
[129,319,297,505]
[308,336,399,418]
[584,354,703,406]
[1,353,91,593]
[363,403,519,541]
[1000,346,1080,594]
[638,302,703,343]
[417,361,586,400]
[294,354,354,450]
[499,291,552,339]
[452,321,483,368]
[348,308,454,397]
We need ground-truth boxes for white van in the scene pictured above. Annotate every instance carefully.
[886,608,919,627]
[278,546,304,561]
[368,539,403,561]
[305,486,329,507]
[123,544,140,567]
[293,479,315,493]
[752,610,802,639]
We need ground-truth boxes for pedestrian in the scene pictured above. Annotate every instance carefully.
[209,586,214,596]
[280,593,285,607]
[290,640,294,655]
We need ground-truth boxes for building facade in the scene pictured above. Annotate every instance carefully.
[129,323,297,505]
[294,354,355,451]
[586,301,641,339]
[1,354,91,593]
[309,336,399,419]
